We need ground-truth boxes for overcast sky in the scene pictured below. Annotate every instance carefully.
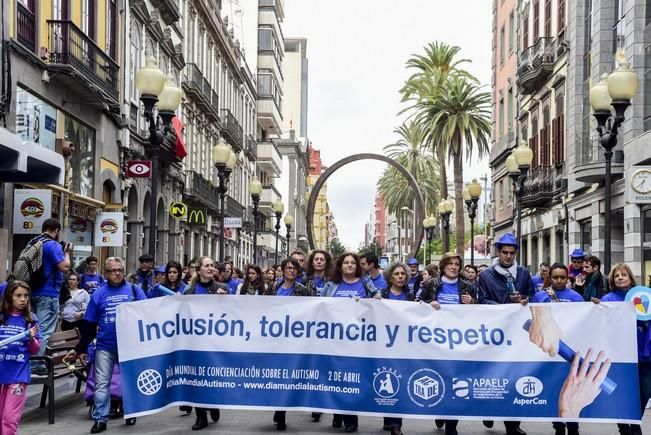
[279,0,493,249]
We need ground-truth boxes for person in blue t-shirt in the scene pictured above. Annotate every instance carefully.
[222,263,241,295]
[64,257,146,433]
[531,262,550,292]
[598,263,648,435]
[80,256,105,294]
[360,253,387,292]
[321,252,378,433]
[134,254,154,295]
[29,218,72,374]
[406,257,422,295]
[0,280,41,434]
[148,261,187,298]
[304,249,332,300]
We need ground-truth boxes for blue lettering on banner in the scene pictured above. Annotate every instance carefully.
[116,298,642,423]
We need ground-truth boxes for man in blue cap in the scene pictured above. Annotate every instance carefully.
[567,248,585,281]
[406,257,422,296]
[478,232,533,435]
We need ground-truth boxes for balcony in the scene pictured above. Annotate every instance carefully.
[224,195,244,220]
[184,170,220,212]
[242,205,254,229]
[220,109,243,151]
[244,134,257,160]
[209,90,220,122]
[517,37,556,95]
[257,230,283,253]
[256,141,282,177]
[519,165,555,208]
[150,0,181,25]
[257,97,283,135]
[490,131,515,164]
[183,63,212,112]
[574,138,624,184]
[16,2,36,53]
[46,20,119,107]
[260,184,281,217]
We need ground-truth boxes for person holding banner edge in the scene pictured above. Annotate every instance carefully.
[379,261,414,435]
[477,233,534,435]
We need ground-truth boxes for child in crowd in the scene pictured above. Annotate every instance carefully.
[0,281,40,435]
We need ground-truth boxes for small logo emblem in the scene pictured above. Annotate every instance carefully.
[452,378,471,399]
[373,368,400,399]
[408,368,445,407]
[137,369,163,396]
[515,376,543,398]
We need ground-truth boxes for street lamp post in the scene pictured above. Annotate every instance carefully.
[284,214,294,257]
[135,58,181,258]
[463,179,483,266]
[589,51,638,275]
[438,198,454,253]
[212,138,237,263]
[272,200,284,265]
[250,176,263,264]
[423,215,436,265]
[506,143,533,264]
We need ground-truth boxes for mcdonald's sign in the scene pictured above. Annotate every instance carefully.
[187,208,206,227]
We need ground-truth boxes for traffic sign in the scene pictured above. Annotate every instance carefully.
[224,217,242,228]
[126,160,152,178]
[169,202,187,219]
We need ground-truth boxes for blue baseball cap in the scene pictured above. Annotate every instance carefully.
[154,265,166,274]
[407,257,419,266]
[570,248,585,259]
[495,233,519,249]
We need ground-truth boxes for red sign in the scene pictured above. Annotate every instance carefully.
[126,160,152,178]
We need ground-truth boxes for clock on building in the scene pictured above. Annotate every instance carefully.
[631,168,651,195]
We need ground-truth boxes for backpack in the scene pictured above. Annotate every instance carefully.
[11,235,54,289]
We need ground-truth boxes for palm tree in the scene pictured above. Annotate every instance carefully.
[377,121,440,217]
[419,75,491,254]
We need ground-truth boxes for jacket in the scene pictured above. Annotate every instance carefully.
[321,277,378,298]
[419,278,477,303]
[381,286,415,301]
[184,280,229,295]
[574,271,608,301]
[269,281,312,296]
[477,265,534,304]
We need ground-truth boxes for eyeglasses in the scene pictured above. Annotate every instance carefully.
[106,269,124,274]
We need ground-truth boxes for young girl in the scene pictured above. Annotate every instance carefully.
[0,281,40,435]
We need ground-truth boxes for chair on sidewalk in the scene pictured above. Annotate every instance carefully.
[30,328,85,424]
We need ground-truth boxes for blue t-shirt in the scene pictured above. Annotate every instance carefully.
[84,282,146,352]
[80,273,105,294]
[0,281,7,298]
[437,282,460,305]
[531,275,544,291]
[388,291,407,301]
[333,279,366,298]
[370,273,387,291]
[188,282,212,295]
[530,290,552,303]
[32,239,65,298]
[277,285,294,296]
[554,288,584,303]
[601,290,628,302]
[226,278,241,295]
[148,282,187,298]
[0,313,40,384]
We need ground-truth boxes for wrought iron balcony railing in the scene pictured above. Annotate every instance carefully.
[220,109,243,150]
[520,165,555,208]
[16,2,36,52]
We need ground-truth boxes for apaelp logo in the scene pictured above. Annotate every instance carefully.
[452,378,471,399]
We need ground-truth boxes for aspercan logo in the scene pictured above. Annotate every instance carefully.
[407,368,445,407]
[137,369,163,396]
[373,367,401,406]
[513,376,547,406]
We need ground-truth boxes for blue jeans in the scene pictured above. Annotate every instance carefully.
[93,349,119,423]
[31,296,59,369]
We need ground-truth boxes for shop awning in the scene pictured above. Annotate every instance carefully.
[0,127,65,184]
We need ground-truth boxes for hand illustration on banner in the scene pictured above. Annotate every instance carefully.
[558,349,612,418]
[528,306,563,357]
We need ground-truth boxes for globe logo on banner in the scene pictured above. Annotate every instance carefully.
[137,369,162,396]
[515,376,543,398]
[625,286,651,321]
[407,368,445,407]
[373,368,400,399]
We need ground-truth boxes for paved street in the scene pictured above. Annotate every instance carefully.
[18,377,650,435]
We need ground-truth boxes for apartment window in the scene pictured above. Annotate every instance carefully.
[558,0,566,38]
[500,25,505,65]
[509,12,515,52]
[580,219,592,254]
[533,0,540,42]
[613,0,626,53]
[531,116,539,168]
[553,90,565,165]
[544,0,552,37]
[107,0,117,59]
[542,106,550,166]
[499,98,505,137]
[129,21,142,102]
[498,180,504,209]
[81,0,95,39]
[507,89,514,132]
[523,12,530,48]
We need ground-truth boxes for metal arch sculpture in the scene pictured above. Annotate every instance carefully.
[306,153,425,259]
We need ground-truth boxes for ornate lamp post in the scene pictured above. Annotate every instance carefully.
[423,215,436,265]
[272,200,284,264]
[249,176,263,264]
[589,51,638,275]
[463,179,483,265]
[212,138,237,262]
[507,143,533,263]
[135,58,181,258]
[284,214,294,257]
[438,198,454,253]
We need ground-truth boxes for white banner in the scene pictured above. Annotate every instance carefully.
[117,297,640,422]
[94,212,124,247]
[13,189,52,234]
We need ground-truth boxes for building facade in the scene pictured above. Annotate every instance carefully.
[307,145,335,251]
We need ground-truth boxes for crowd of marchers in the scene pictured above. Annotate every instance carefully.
[0,218,647,435]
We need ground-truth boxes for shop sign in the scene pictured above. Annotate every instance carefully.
[187,208,206,228]
[94,212,124,246]
[66,217,93,245]
[169,202,187,219]
[126,160,152,178]
[13,189,52,234]
[224,217,242,228]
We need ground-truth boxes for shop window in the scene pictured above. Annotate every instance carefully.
[64,115,95,197]
[15,86,57,151]
[580,219,592,254]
